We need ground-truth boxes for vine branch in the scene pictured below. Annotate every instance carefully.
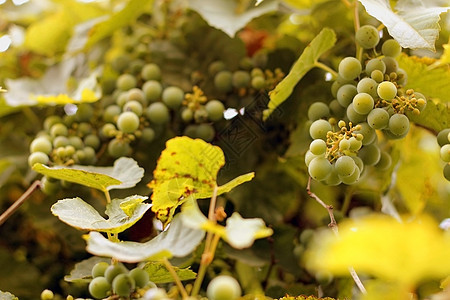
[163,257,189,299]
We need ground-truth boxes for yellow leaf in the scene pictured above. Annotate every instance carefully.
[33,89,99,105]
[440,39,450,64]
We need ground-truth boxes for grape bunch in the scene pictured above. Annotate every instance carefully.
[437,128,450,181]
[306,25,427,185]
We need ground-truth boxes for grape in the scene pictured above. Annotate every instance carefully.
[117,111,140,133]
[437,129,450,147]
[208,61,226,75]
[349,136,362,151]
[112,55,131,72]
[346,103,367,124]
[205,100,225,121]
[129,267,149,288]
[340,166,361,185]
[64,145,76,157]
[329,99,346,117]
[143,80,163,102]
[123,100,143,116]
[413,91,427,111]
[194,107,209,123]
[117,74,137,91]
[50,123,68,137]
[377,81,397,100]
[357,77,378,98]
[207,275,241,300]
[370,70,384,83]
[324,164,342,186]
[337,84,357,107]
[116,91,129,107]
[92,262,109,278]
[145,102,170,124]
[309,139,327,156]
[382,56,398,74]
[83,146,97,164]
[44,116,62,131]
[196,123,215,142]
[444,163,450,181]
[77,122,92,136]
[181,108,194,122]
[143,288,168,300]
[251,76,265,89]
[141,63,162,81]
[331,76,354,97]
[381,39,402,58]
[338,57,362,80]
[352,156,364,172]
[28,152,49,167]
[127,88,146,105]
[104,263,128,283]
[239,56,253,70]
[214,71,233,93]
[388,113,409,136]
[112,274,135,297]
[30,137,53,154]
[441,144,450,162]
[69,136,83,149]
[367,108,389,129]
[339,138,350,151]
[309,119,332,140]
[355,25,380,49]
[53,136,69,148]
[89,277,111,299]
[40,176,60,195]
[375,151,392,170]
[305,150,317,167]
[107,138,131,158]
[358,144,381,166]
[335,155,357,178]
[352,93,374,115]
[354,122,376,145]
[232,70,251,88]
[308,156,332,181]
[40,289,54,300]
[365,58,386,75]
[101,123,117,138]
[103,105,121,123]
[307,102,330,121]
[162,86,184,109]
[396,68,408,86]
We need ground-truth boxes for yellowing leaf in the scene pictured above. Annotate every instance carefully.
[142,262,197,283]
[306,214,450,285]
[441,41,450,64]
[33,91,98,105]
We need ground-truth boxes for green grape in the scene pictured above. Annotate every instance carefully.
[127,88,146,105]
[181,108,194,122]
[129,59,145,75]
[358,144,381,166]
[83,134,100,150]
[123,100,143,116]
[332,75,356,98]
[77,122,92,136]
[388,113,409,136]
[145,102,170,124]
[338,57,362,80]
[307,102,330,121]
[367,108,389,129]
[346,103,367,124]
[44,116,62,131]
[107,138,131,158]
[64,145,76,157]
[239,56,253,70]
[101,78,117,95]
[396,68,408,86]
[104,263,128,283]
[143,80,163,103]
[441,144,450,162]
[208,61,226,75]
[444,163,450,181]
[117,111,140,133]
[251,67,264,77]
[92,262,110,278]
[141,63,162,81]
[205,100,225,121]
[50,123,68,137]
[381,39,402,58]
[329,99,346,117]
[304,150,317,167]
[83,146,97,164]
[40,176,60,195]
[382,56,398,74]
[251,76,265,89]
[116,91,129,107]
[232,70,251,88]
[355,25,380,49]
[308,156,332,181]
[69,136,84,150]
[162,86,184,109]
[309,119,332,140]
[112,274,135,297]
[324,164,342,186]
[352,92,374,115]
[112,55,131,72]
[377,81,397,100]
[337,84,357,107]
[141,127,156,143]
[349,136,362,151]
[335,155,356,178]
[75,104,94,122]
[129,268,149,288]
[339,138,350,151]
[365,58,386,75]
[103,105,121,123]
[437,129,450,147]
[28,151,49,167]
[375,151,392,170]
[207,275,241,300]
[352,156,364,172]
[117,74,137,91]
[183,124,198,138]
[196,123,215,142]
[30,137,53,154]
[214,70,233,93]
[194,107,209,122]
[53,136,69,148]
[370,70,384,83]
[89,276,111,299]
[340,166,361,185]
[40,289,54,300]
[357,77,378,98]
[413,91,427,111]
[355,122,376,145]
[101,123,117,138]
[309,139,327,156]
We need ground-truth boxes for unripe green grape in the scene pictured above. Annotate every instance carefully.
[346,103,367,124]
[40,176,60,195]
[365,58,386,75]
[381,39,402,57]
[123,100,143,116]
[112,55,131,72]
[112,274,135,297]
[444,163,450,181]
[101,123,117,138]
[141,127,156,143]
[50,123,68,137]
[183,124,198,138]
[355,25,380,49]
[305,150,317,167]
[309,139,327,156]
[339,138,351,151]
[89,276,111,299]
[64,145,76,157]
[340,166,361,185]
[358,144,381,166]
[77,122,92,136]
[370,70,384,83]
[207,275,241,300]
[68,136,83,150]
[329,99,346,117]
[28,151,49,167]
[162,86,184,109]
[349,136,362,151]
[129,59,145,75]
[352,92,374,115]
[354,122,376,145]
[41,289,54,300]
[214,71,233,93]
[194,107,209,123]
[92,262,110,278]
[382,56,398,74]
[53,136,69,148]
[44,116,63,132]
[377,81,397,100]
[142,80,163,103]
[129,268,149,288]
[196,123,215,142]
[83,146,97,164]
[30,137,53,154]
[239,56,253,70]
[352,156,364,173]
[232,70,251,88]
[251,76,265,89]
[117,111,140,133]
[388,113,409,136]
[437,129,450,147]
[337,84,357,107]
[396,68,408,86]
[145,102,170,124]
[205,100,225,121]
[117,74,137,91]
[375,151,392,170]
[367,108,389,129]
[309,119,332,140]
[104,263,128,283]
[324,164,342,186]
[208,61,226,75]
[357,77,378,98]
[335,155,357,178]
[251,67,264,78]
[107,138,131,158]
[414,91,427,111]
[441,144,450,162]
[338,57,362,80]
[308,156,332,181]
[116,91,129,107]
[127,88,146,105]
[141,63,161,81]
[75,104,94,122]
[307,102,330,121]
[103,105,121,123]
[84,134,100,150]
[181,108,194,122]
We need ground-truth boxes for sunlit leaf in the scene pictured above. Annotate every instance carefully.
[52,196,151,234]
[441,39,450,64]
[263,28,336,120]
[64,256,110,283]
[306,214,450,285]
[85,214,205,263]
[142,262,197,283]
[358,0,450,51]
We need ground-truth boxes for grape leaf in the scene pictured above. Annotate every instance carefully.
[188,0,278,37]
[52,196,151,234]
[142,262,196,283]
[85,213,205,263]
[263,28,336,120]
[64,256,110,283]
[147,137,254,225]
[358,0,450,51]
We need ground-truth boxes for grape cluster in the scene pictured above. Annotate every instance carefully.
[437,128,450,181]
[306,25,427,185]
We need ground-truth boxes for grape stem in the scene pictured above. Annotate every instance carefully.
[162,257,189,299]
[306,177,367,295]
[340,0,352,8]
[314,62,338,78]
[104,190,112,204]
[0,180,41,226]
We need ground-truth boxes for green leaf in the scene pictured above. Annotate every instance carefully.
[85,213,205,263]
[64,256,110,283]
[263,28,336,120]
[188,0,278,37]
[406,100,449,133]
[216,172,255,195]
[0,291,18,300]
[51,196,151,234]
[359,0,450,51]
[142,262,197,283]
